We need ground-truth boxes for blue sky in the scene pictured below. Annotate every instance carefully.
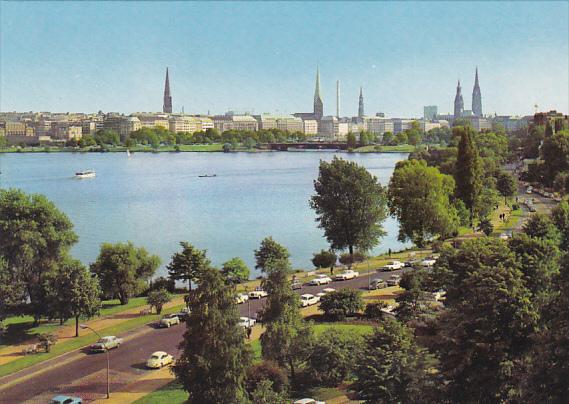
[1,1,568,117]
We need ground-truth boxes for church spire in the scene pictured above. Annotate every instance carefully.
[454,80,464,119]
[313,66,323,120]
[163,67,172,114]
[472,67,482,117]
[358,86,364,118]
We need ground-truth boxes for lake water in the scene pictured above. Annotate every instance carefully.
[0,151,409,277]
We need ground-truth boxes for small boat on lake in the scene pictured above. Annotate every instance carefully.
[75,170,96,179]
[198,174,217,178]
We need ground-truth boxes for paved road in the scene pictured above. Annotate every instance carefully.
[0,267,407,403]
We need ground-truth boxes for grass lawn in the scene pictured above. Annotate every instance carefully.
[354,144,416,153]
[133,381,188,404]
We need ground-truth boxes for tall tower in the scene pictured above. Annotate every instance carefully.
[163,67,172,114]
[472,67,482,117]
[313,66,323,120]
[453,80,464,119]
[336,80,340,118]
[358,86,365,118]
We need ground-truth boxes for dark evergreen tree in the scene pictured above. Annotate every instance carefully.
[454,127,483,225]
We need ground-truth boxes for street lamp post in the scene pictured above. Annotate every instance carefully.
[367,257,371,291]
[80,324,110,399]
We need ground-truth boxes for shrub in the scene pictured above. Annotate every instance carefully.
[511,203,520,211]
[364,301,388,320]
[319,288,364,321]
[245,361,289,394]
[311,250,337,269]
[339,251,366,266]
[431,240,444,253]
[146,288,171,314]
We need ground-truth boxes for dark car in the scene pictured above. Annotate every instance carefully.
[291,280,303,290]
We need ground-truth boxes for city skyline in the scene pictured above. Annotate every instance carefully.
[1,1,568,116]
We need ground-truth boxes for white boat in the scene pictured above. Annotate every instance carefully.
[75,170,96,179]
[126,149,131,157]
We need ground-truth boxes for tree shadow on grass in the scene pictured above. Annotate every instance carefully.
[0,320,59,348]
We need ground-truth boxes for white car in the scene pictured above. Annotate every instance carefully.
[316,287,336,299]
[386,274,402,286]
[300,294,319,307]
[146,351,174,369]
[419,258,437,267]
[383,260,405,271]
[159,314,181,328]
[333,270,359,281]
[294,399,325,404]
[89,336,123,352]
[238,317,256,327]
[235,293,249,304]
[248,289,268,299]
[309,274,332,286]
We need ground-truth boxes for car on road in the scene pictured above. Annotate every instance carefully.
[383,260,405,271]
[419,258,437,267]
[308,274,333,286]
[294,399,325,404]
[300,294,319,307]
[172,307,190,321]
[51,396,82,404]
[159,314,181,328]
[146,351,174,369]
[404,259,421,268]
[89,336,122,353]
[386,274,402,286]
[238,317,256,328]
[249,289,268,299]
[316,287,336,299]
[333,270,359,281]
[291,280,303,290]
[235,293,249,304]
[369,278,387,290]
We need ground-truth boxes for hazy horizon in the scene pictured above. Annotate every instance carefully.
[1,1,568,117]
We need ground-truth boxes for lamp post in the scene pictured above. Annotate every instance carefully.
[367,258,371,291]
[80,324,110,399]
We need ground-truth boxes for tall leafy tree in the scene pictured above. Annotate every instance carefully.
[174,268,252,403]
[45,257,101,336]
[311,250,337,271]
[310,157,388,262]
[433,238,539,402]
[541,131,569,186]
[221,257,250,285]
[167,242,211,291]
[354,319,434,403]
[454,127,483,225]
[260,258,313,384]
[496,170,518,204]
[523,213,561,243]
[254,237,290,272]
[91,242,160,305]
[551,197,569,250]
[0,189,78,322]
[388,159,459,246]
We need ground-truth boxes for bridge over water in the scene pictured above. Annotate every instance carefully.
[267,142,348,151]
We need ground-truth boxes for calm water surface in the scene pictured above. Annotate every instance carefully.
[0,151,409,276]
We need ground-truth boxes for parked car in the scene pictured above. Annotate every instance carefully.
[333,270,359,281]
[404,259,421,268]
[172,307,190,321]
[419,258,437,267]
[322,287,336,294]
[249,289,268,299]
[159,314,181,328]
[386,274,402,286]
[51,396,82,404]
[291,280,303,290]
[146,351,174,369]
[308,274,332,286]
[294,399,325,404]
[383,260,405,271]
[369,278,387,290]
[300,294,319,307]
[238,317,256,328]
[235,293,249,304]
[89,336,123,353]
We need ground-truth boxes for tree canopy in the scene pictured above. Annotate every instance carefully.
[167,242,211,291]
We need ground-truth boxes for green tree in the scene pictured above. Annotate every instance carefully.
[174,268,252,403]
[254,237,290,272]
[388,159,459,247]
[346,132,357,149]
[478,218,494,236]
[260,258,313,384]
[551,197,569,250]
[523,213,562,242]
[541,131,569,186]
[167,242,211,291]
[221,257,250,285]
[250,380,289,404]
[354,319,434,403]
[0,189,78,322]
[433,238,539,402]
[381,132,394,145]
[244,137,257,149]
[454,127,483,225]
[0,258,25,330]
[146,288,171,314]
[45,258,101,337]
[311,250,337,271]
[245,361,289,395]
[319,288,364,321]
[307,329,363,386]
[496,171,518,204]
[94,129,120,146]
[310,157,388,263]
[91,242,160,305]
[0,135,7,148]
[395,270,434,323]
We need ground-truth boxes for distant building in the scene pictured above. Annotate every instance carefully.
[423,105,438,121]
[453,80,464,119]
[364,117,394,135]
[294,66,324,122]
[276,116,304,133]
[213,115,258,132]
[52,123,82,141]
[492,115,529,132]
[163,68,172,114]
[358,87,365,118]
[169,116,200,133]
[393,118,414,134]
[319,116,338,140]
[303,119,318,135]
[472,67,483,117]
[103,115,141,141]
[463,116,492,132]
[81,121,98,136]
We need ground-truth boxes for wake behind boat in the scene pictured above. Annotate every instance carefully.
[198,174,217,178]
[75,170,96,179]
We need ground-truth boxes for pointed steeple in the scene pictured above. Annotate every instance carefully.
[358,86,365,118]
[472,67,482,117]
[313,65,323,120]
[454,80,464,119]
[163,67,172,114]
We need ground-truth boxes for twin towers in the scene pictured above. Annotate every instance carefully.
[454,68,483,119]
